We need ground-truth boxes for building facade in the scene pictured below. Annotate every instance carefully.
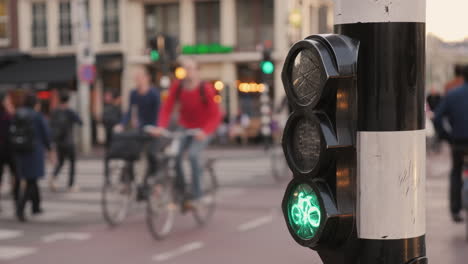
[10,0,333,144]
[0,0,19,50]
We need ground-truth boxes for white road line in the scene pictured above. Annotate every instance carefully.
[237,215,273,232]
[0,246,37,261]
[0,229,23,240]
[152,242,204,262]
[42,232,91,243]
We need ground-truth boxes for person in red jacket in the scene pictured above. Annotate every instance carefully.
[150,58,222,201]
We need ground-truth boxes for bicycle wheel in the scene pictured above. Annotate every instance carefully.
[192,159,218,227]
[146,169,175,240]
[270,145,290,182]
[102,159,134,227]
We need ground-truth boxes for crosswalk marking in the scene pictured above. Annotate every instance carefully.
[42,232,91,243]
[152,242,204,262]
[0,246,37,261]
[0,229,23,240]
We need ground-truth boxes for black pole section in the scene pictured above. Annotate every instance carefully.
[334,1,427,263]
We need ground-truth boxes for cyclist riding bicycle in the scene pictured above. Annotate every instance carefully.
[114,66,161,180]
[148,58,222,204]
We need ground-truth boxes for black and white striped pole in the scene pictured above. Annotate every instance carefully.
[335,0,427,263]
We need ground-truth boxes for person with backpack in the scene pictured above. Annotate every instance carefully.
[102,90,121,149]
[12,92,51,222]
[150,58,222,203]
[0,91,18,212]
[49,93,82,192]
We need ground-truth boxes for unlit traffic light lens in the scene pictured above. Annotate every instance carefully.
[287,183,322,240]
[292,49,323,106]
[291,118,321,173]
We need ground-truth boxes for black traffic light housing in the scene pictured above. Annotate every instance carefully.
[280,34,360,264]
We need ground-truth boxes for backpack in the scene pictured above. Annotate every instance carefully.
[176,81,208,104]
[50,109,70,143]
[9,108,35,153]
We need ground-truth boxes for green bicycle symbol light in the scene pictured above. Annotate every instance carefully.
[287,184,322,240]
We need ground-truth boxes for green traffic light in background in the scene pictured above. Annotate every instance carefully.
[150,50,160,62]
[287,183,322,240]
[261,61,275,75]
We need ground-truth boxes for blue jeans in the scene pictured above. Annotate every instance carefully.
[174,132,212,199]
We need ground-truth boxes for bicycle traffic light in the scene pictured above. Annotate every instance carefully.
[281,34,359,263]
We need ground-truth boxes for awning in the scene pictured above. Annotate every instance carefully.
[0,55,76,84]
[0,53,123,85]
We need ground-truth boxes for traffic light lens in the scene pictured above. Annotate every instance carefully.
[287,184,322,240]
[261,61,275,75]
[291,118,321,173]
[292,49,323,106]
[150,50,160,61]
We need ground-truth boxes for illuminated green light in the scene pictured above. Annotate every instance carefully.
[150,50,160,61]
[287,184,322,240]
[261,61,275,75]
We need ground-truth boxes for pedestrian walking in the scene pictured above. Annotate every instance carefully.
[149,58,222,203]
[49,92,82,192]
[102,90,121,149]
[445,64,465,94]
[0,91,19,212]
[434,66,468,222]
[12,92,51,222]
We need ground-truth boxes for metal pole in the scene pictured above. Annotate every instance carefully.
[73,0,93,154]
[335,1,427,263]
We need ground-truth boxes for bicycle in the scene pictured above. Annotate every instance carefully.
[145,128,218,240]
[101,130,153,227]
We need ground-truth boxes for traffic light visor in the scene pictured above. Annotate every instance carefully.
[287,183,322,240]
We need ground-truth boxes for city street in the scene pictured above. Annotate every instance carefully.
[0,147,465,263]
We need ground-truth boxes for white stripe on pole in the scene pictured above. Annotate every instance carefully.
[334,0,426,24]
[357,130,426,239]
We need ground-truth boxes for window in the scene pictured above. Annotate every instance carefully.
[237,0,274,51]
[318,5,330,34]
[145,4,179,43]
[0,0,9,45]
[59,1,72,46]
[195,0,220,44]
[103,0,119,44]
[32,2,48,48]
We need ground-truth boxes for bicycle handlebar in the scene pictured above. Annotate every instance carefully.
[143,126,201,139]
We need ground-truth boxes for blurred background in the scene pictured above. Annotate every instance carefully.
[0,0,467,263]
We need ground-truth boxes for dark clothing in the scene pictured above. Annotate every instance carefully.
[103,103,122,148]
[50,108,82,147]
[427,94,442,112]
[17,179,41,217]
[0,111,12,150]
[450,148,464,214]
[15,108,51,180]
[53,145,76,187]
[0,154,19,201]
[122,88,160,128]
[434,83,468,141]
